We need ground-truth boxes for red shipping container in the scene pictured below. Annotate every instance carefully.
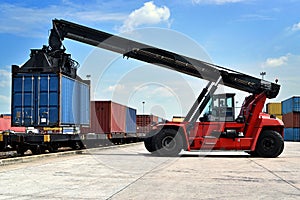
[282,112,300,128]
[81,101,126,134]
[136,115,160,134]
[0,117,25,132]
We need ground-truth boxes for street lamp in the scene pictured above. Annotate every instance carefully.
[142,101,145,114]
[260,72,266,80]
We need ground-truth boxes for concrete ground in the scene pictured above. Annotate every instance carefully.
[0,142,299,200]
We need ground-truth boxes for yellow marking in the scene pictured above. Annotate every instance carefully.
[43,127,62,131]
[0,134,3,142]
[44,135,51,142]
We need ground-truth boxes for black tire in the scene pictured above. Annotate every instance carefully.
[144,130,159,153]
[153,129,183,157]
[255,130,284,158]
[248,151,258,157]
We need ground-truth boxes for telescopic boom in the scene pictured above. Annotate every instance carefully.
[49,19,280,99]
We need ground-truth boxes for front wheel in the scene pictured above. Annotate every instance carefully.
[255,130,284,158]
[144,130,159,153]
[153,129,183,157]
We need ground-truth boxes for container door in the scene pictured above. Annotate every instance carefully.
[37,74,59,126]
[12,75,35,126]
[12,74,59,127]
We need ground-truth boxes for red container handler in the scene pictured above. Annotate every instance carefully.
[282,112,300,128]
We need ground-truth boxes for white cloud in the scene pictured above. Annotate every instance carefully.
[0,69,11,88]
[291,22,300,32]
[0,2,127,37]
[0,95,10,103]
[151,87,175,97]
[107,84,125,92]
[119,1,171,33]
[263,55,289,68]
[192,0,245,5]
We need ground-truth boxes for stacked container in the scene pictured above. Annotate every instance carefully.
[136,114,162,136]
[282,97,300,141]
[266,103,282,120]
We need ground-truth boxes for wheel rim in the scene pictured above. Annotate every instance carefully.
[162,136,176,151]
[262,137,275,151]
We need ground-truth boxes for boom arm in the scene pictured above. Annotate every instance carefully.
[49,19,280,99]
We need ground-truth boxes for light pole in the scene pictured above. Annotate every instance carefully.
[260,72,266,80]
[142,101,145,114]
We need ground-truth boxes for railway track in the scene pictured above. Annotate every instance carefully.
[0,141,143,163]
[0,147,75,160]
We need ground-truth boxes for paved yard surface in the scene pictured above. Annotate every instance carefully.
[0,142,299,199]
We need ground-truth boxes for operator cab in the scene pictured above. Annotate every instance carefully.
[201,93,235,122]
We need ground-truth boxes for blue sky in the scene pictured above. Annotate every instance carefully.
[0,0,300,119]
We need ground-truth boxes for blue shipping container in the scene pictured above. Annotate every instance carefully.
[125,107,137,133]
[282,96,300,114]
[284,128,300,141]
[12,73,90,127]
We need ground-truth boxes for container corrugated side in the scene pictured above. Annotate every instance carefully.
[95,101,111,133]
[110,101,126,133]
[136,114,161,134]
[266,103,282,115]
[61,75,90,125]
[126,107,136,133]
[284,128,300,141]
[81,101,103,134]
[282,97,300,114]
[282,112,300,128]
[82,101,126,134]
[12,73,90,127]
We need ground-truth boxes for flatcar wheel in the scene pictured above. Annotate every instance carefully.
[16,145,26,156]
[30,145,45,155]
[71,141,82,150]
[48,145,59,153]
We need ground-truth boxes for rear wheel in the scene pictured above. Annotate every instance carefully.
[153,129,183,157]
[255,130,284,158]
